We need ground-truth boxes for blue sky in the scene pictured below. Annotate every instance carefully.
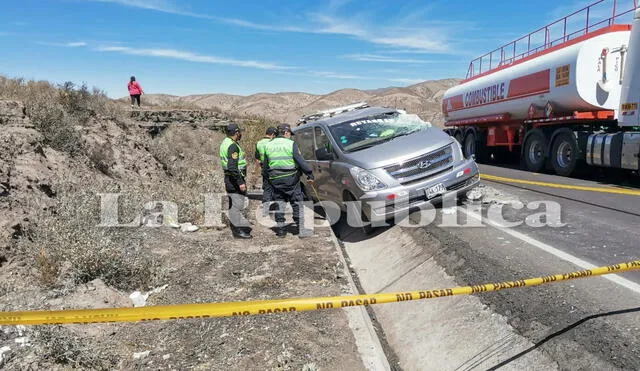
[0,0,632,97]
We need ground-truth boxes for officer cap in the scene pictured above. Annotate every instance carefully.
[278,123,295,136]
[266,126,278,135]
[226,122,242,135]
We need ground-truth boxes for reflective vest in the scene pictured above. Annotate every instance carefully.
[219,137,247,172]
[256,137,271,163]
[264,137,297,179]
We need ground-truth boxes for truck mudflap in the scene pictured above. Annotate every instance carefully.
[587,132,640,170]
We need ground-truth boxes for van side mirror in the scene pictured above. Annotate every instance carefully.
[315,147,334,161]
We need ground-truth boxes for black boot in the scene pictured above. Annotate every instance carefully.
[232,226,252,239]
[275,225,286,238]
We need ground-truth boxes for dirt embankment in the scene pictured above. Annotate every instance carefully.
[0,78,368,370]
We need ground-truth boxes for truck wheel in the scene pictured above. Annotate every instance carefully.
[523,130,547,172]
[551,132,580,177]
[463,132,476,158]
[454,131,463,145]
[464,131,487,162]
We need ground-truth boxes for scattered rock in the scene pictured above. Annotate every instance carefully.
[129,291,148,307]
[165,215,181,229]
[133,350,150,360]
[129,284,169,307]
[180,223,199,233]
[0,346,11,366]
[466,188,483,201]
[14,337,30,347]
[163,354,171,360]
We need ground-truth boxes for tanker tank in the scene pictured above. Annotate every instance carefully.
[442,25,631,123]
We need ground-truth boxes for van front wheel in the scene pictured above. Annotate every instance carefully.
[343,192,374,236]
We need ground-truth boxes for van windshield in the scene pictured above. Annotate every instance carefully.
[328,112,432,152]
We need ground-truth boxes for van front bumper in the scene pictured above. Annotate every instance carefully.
[358,159,480,224]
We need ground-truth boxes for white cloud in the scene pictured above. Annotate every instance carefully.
[65,42,88,47]
[342,54,443,64]
[89,0,459,53]
[90,0,186,14]
[310,14,367,37]
[371,35,448,53]
[311,71,370,80]
[217,18,306,33]
[309,14,452,53]
[387,78,424,84]
[36,41,88,47]
[95,45,294,70]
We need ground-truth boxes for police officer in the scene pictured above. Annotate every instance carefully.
[219,123,252,239]
[263,123,314,238]
[255,127,278,214]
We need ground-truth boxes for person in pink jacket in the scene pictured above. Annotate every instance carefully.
[128,76,144,108]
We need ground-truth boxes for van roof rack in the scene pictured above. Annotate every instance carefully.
[298,102,370,124]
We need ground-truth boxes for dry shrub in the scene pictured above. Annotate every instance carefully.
[19,186,162,291]
[35,326,118,370]
[27,97,85,156]
[0,76,126,156]
[241,117,279,161]
[147,126,226,224]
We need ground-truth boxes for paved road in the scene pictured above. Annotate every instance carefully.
[336,164,640,370]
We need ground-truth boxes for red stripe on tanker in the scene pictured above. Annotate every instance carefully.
[507,70,550,97]
[442,25,631,122]
[444,70,552,115]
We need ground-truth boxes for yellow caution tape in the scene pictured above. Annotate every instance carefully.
[1,260,639,326]
[481,174,640,196]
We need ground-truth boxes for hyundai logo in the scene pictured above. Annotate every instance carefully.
[417,160,432,169]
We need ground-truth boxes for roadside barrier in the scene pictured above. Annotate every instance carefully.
[1,260,638,326]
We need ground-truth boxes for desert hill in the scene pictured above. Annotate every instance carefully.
[140,78,462,127]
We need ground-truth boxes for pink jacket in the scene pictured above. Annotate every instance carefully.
[128,82,143,95]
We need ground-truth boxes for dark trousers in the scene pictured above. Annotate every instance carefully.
[262,177,273,202]
[130,94,141,106]
[224,176,250,229]
[270,176,305,227]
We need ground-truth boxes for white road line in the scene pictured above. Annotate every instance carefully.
[459,208,640,295]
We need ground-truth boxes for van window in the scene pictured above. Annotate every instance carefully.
[315,127,330,152]
[328,112,430,153]
[295,128,315,160]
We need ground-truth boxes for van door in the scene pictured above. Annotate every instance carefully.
[314,126,341,203]
[293,127,316,199]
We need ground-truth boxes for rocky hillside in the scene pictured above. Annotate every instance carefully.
[140,78,461,127]
[0,77,371,369]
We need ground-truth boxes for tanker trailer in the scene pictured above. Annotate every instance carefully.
[442,0,640,177]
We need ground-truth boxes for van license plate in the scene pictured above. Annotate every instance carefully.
[425,183,446,199]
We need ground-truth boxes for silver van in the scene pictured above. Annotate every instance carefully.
[292,103,480,228]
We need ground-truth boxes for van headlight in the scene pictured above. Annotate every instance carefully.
[349,167,387,191]
[452,140,464,160]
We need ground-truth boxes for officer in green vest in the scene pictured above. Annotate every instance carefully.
[219,123,252,239]
[263,124,314,238]
[255,127,278,214]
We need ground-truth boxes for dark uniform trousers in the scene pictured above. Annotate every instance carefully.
[270,173,305,228]
[224,176,250,229]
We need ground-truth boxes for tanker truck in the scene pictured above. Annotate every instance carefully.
[442,0,640,176]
